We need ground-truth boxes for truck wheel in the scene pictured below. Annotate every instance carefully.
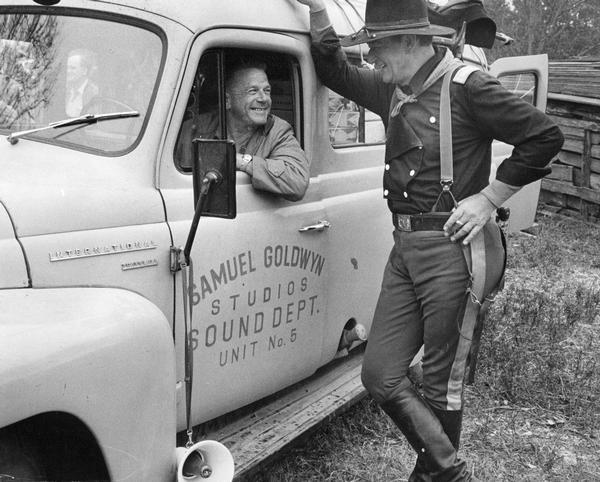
[0,431,45,480]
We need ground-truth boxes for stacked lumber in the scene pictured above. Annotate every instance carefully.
[543,92,600,221]
[548,60,600,100]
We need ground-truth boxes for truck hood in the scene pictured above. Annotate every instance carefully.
[0,138,166,289]
[0,139,165,238]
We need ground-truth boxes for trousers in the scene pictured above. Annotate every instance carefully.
[362,221,505,410]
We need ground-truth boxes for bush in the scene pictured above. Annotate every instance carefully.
[476,215,600,429]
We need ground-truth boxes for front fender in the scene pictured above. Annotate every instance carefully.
[0,288,176,482]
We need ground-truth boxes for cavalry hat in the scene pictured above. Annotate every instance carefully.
[340,0,456,47]
[427,1,497,49]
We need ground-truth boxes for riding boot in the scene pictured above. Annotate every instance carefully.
[409,408,465,480]
[408,456,432,482]
[380,387,471,482]
[432,408,463,451]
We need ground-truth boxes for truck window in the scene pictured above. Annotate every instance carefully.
[328,90,386,147]
[174,48,302,172]
[497,72,537,106]
[328,55,385,148]
[0,11,162,152]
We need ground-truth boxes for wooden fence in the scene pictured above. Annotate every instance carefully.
[540,60,600,222]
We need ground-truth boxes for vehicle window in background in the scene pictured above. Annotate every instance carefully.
[328,90,385,147]
[327,53,385,148]
[498,72,537,106]
[0,12,162,152]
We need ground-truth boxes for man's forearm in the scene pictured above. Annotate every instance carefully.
[250,153,309,201]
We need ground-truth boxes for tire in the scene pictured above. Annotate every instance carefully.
[0,430,46,481]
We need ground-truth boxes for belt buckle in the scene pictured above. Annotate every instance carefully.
[396,214,412,232]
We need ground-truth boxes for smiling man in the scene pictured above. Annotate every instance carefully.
[297,0,563,480]
[178,58,310,201]
[176,57,309,201]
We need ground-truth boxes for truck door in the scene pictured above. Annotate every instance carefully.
[159,31,330,426]
[489,54,550,232]
[309,62,392,366]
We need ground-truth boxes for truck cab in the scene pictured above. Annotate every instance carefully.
[0,1,550,480]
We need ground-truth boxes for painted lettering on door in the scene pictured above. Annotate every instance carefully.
[190,246,325,368]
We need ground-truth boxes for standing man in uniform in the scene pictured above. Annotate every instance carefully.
[297,0,563,480]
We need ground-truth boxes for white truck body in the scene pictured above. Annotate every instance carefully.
[0,1,548,480]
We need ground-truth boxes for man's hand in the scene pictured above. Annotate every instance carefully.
[295,0,326,12]
[443,193,497,245]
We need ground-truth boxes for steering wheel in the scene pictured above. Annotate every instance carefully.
[79,96,141,141]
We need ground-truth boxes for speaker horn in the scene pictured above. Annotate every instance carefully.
[176,440,234,481]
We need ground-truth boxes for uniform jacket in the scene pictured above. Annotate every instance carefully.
[310,10,564,214]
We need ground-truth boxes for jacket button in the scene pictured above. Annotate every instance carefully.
[384,189,389,197]
[409,169,415,176]
[403,191,408,198]
[429,116,436,124]
[385,164,390,171]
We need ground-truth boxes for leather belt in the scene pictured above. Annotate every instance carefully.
[392,212,450,232]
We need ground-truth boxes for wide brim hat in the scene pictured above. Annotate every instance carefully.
[340,0,456,47]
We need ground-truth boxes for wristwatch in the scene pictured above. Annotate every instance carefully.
[239,153,253,171]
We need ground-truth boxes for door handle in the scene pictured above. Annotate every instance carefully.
[299,220,331,232]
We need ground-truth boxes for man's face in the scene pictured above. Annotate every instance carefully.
[367,36,410,84]
[67,55,87,86]
[226,68,271,129]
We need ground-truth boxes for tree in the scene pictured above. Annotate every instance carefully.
[484,0,600,60]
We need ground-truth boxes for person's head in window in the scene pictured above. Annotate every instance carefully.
[65,48,99,117]
[66,49,95,89]
[225,59,272,133]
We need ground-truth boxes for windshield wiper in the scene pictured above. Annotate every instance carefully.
[6,111,140,145]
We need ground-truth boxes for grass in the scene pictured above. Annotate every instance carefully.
[255,212,600,481]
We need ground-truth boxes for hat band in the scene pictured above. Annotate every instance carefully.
[365,18,431,31]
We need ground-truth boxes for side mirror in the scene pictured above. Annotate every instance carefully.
[191,138,237,219]
[179,138,236,264]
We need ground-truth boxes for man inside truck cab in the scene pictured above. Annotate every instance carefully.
[176,57,310,201]
[298,0,564,480]
[65,49,99,118]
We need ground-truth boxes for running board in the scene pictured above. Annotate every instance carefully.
[203,347,366,481]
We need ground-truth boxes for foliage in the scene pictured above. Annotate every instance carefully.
[483,0,600,60]
[479,277,600,427]
[477,214,600,428]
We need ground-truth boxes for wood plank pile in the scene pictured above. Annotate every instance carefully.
[548,59,600,100]
[541,60,600,222]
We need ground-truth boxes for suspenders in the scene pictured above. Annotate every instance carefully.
[433,64,479,211]
[437,64,506,408]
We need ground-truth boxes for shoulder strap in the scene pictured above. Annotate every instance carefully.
[439,64,480,190]
[439,68,455,188]
[452,65,480,85]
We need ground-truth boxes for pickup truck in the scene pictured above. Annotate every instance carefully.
[0,0,549,480]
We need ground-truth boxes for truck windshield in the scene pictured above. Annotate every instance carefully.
[0,12,162,152]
